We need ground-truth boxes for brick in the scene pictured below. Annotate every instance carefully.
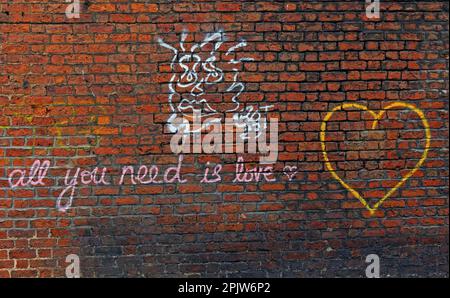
[0,0,447,279]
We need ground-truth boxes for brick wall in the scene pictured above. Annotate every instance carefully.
[0,0,448,277]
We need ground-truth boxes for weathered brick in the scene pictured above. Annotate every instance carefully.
[0,0,447,280]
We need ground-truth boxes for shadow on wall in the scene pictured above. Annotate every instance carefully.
[72,209,448,277]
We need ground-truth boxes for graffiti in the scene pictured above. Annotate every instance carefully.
[200,162,222,183]
[320,102,431,215]
[233,156,276,183]
[3,100,432,216]
[8,159,50,189]
[118,154,187,185]
[283,165,298,181]
[157,30,272,141]
[5,156,298,212]
[56,166,110,212]
[0,25,434,217]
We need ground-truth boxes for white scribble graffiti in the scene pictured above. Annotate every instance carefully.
[157,30,272,140]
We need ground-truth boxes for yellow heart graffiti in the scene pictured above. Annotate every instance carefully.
[320,102,431,215]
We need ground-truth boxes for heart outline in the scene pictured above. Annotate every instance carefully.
[283,165,298,181]
[320,102,431,215]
